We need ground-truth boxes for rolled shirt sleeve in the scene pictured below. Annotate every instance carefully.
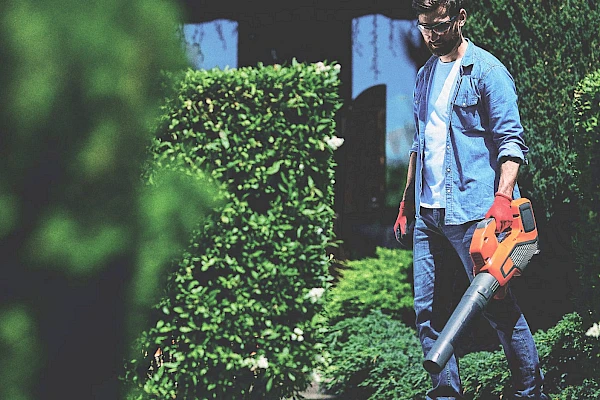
[482,65,529,164]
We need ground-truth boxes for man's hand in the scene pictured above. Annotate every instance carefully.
[394,200,415,246]
[485,192,513,233]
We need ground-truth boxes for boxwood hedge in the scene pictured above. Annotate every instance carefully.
[124,60,344,399]
[573,69,600,321]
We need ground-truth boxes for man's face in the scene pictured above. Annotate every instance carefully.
[417,6,463,57]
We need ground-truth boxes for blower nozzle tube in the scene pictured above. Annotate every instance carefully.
[423,273,499,374]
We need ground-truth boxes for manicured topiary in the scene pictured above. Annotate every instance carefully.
[125,60,344,399]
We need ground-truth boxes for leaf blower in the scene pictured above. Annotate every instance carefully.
[422,198,540,374]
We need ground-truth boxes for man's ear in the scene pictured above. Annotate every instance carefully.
[458,9,467,26]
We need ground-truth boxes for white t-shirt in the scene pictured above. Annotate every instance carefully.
[421,56,462,208]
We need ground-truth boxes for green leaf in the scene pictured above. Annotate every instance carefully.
[219,130,230,149]
[266,160,282,175]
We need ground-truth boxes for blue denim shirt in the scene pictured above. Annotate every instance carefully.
[411,39,528,225]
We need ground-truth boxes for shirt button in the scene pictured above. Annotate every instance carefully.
[447,168,451,172]
[446,145,450,150]
[447,189,451,193]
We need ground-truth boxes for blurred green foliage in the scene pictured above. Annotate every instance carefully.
[124,60,343,399]
[0,306,41,400]
[0,0,219,398]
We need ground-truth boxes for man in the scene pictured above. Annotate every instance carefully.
[393,0,549,398]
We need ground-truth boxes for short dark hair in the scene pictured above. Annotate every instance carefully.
[412,0,467,17]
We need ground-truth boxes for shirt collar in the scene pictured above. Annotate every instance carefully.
[460,38,475,67]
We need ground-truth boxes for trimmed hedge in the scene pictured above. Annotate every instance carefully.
[467,1,600,218]
[320,310,428,400]
[124,60,344,399]
[324,247,414,325]
[466,0,600,334]
[573,69,600,321]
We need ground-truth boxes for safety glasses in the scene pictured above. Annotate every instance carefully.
[417,15,458,35]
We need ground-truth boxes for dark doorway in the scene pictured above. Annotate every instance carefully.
[335,84,387,260]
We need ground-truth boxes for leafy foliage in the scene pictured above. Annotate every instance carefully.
[553,379,600,400]
[321,311,599,399]
[572,69,600,321]
[535,312,600,394]
[324,247,414,325]
[321,310,428,400]
[465,0,600,337]
[467,1,600,218]
[125,61,344,399]
[319,248,422,399]
[0,1,217,399]
[460,312,600,399]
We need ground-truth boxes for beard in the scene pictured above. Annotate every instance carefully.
[426,28,462,57]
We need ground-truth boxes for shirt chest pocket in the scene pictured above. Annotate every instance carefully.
[452,81,482,132]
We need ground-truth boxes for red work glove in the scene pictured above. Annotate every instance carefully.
[394,200,415,245]
[485,192,514,233]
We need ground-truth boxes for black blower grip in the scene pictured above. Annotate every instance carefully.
[423,272,499,374]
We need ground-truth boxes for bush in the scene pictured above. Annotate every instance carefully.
[324,247,414,325]
[572,69,600,321]
[321,311,600,400]
[320,310,428,400]
[124,60,344,399]
[554,379,600,400]
[466,0,600,334]
[460,312,600,399]
[467,2,600,218]
[536,313,600,394]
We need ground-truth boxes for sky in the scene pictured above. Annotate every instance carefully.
[182,16,421,166]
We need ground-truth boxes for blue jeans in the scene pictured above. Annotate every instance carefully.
[413,207,548,399]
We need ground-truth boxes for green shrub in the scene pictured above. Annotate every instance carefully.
[536,312,600,394]
[321,310,428,400]
[466,0,600,336]
[125,60,344,399]
[554,379,600,400]
[321,311,600,400]
[467,2,600,218]
[573,69,600,322]
[460,312,600,399]
[324,247,414,325]
[460,348,510,399]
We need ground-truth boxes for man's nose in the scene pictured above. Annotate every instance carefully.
[422,29,438,39]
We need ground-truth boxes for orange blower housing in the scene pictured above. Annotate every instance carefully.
[422,198,540,374]
[469,197,539,297]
